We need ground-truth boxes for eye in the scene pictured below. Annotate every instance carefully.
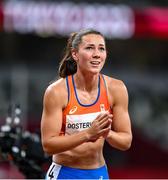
[99,47,105,51]
[86,46,93,50]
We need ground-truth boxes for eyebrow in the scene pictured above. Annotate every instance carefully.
[86,43,105,46]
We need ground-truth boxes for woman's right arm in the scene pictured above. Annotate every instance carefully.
[41,80,111,155]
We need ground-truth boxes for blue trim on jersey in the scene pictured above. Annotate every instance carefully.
[66,76,70,102]
[72,75,100,107]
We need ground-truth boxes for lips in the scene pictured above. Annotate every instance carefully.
[90,61,100,65]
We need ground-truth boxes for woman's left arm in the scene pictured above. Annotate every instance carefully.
[106,79,132,151]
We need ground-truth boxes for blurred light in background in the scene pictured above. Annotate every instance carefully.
[3,1,134,39]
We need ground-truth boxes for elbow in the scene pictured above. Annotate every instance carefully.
[42,140,55,155]
[42,144,52,155]
[120,134,132,151]
[121,141,131,151]
[43,145,53,155]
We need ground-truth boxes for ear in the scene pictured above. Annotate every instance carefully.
[71,49,79,62]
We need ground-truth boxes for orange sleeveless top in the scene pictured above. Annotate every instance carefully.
[60,74,111,135]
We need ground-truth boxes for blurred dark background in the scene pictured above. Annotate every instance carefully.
[0,0,168,179]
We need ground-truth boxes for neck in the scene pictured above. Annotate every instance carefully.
[74,72,100,92]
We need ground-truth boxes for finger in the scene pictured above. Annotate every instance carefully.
[96,112,109,121]
[100,118,113,130]
[99,112,113,122]
[93,112,112,128]
[98,115,109,126]
[98,113,112,124]
[98,126,111,136]
[99,118,111,129]
[108,118,112,124]
[108,114,113,119]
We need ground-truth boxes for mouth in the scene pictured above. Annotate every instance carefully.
[90,61,101,65]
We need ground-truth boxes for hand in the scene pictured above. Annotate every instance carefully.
[86,112,113,141]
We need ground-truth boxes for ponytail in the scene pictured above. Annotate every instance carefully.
[58,33,77,78]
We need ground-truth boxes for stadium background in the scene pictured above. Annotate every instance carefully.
[0,0,168,178]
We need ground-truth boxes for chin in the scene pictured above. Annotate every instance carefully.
[82,67,102,76]
[92,68,102,74]
[89,70,100,75]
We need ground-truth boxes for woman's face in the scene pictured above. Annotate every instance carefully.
[72,34,107,75]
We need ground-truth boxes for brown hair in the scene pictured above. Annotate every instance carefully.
[58,29,105,78]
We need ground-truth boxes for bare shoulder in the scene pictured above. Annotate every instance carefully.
[43,78,68,108]
[103,74,128,105]
[103,74,127,93]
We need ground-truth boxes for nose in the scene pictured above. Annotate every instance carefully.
[92,49,100,58]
